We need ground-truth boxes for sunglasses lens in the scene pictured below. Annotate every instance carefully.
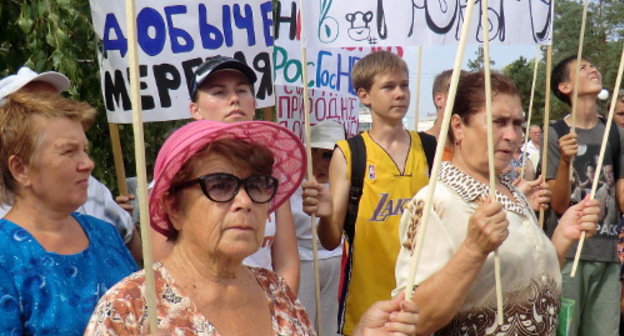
[322,151,333,160]
[202,174,238,202]
[245,176,278,203]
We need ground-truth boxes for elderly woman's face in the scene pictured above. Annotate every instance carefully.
[452,93,523,178]
[171,153,270,261]
[25,116,94,212]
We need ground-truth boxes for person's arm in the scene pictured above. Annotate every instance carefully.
[409,200,509,334]
[301,147,349,250]
[271,201,300,292]
[547,132,578,215]
[616,179,624,213]
[550,197,600,266]
[318,147,350,250]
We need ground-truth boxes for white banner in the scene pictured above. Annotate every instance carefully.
[276,85,360,141]
[89,0,274,123]
[300,0,553,48]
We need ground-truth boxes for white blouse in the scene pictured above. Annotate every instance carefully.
[395,162,561,335]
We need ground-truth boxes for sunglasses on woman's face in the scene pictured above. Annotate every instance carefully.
[172,173,278,204]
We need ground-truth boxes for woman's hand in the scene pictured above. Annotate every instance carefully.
[557,196,600,241]
[516,176,551,211]
[353,292,420,336]
[558,132,578,164]
[115,194,136,215]
[301,179,332,217]
[464,198,509,257]
[551,196,600,266]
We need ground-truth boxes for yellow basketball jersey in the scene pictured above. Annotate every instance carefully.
[337,131,430,335]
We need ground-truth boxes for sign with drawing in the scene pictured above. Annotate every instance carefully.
[302,0,553,48]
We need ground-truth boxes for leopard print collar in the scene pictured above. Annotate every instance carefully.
[439,162,530,215]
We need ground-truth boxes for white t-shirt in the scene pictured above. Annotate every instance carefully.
[243,213,276,270]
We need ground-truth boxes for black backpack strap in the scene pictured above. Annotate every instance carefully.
[344,134,366,245]
[417,131,437,175]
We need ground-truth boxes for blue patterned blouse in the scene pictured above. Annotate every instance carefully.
[0,213,138,335]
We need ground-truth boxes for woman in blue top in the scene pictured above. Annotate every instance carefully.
[0,88,137,335]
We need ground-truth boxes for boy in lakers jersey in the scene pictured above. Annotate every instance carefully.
[302,51,435,335]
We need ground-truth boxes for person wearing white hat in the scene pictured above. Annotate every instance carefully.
[0,67,140,260]
[293,119,345,336]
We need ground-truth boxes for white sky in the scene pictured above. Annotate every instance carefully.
[405,44,539,130]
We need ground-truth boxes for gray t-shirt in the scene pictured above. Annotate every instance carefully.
[546,119,624,262]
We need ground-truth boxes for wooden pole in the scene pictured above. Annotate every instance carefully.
[480,0,504,325]
[520,48,541,180]
[539,46,553,229]
[404,0,476,301]
[124,0,157,330]
[299,1,323,333]
[570,42,624,277]
[414,46,423,131]
[108,123,128,195]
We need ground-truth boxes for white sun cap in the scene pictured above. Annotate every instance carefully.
[0,66,70,101]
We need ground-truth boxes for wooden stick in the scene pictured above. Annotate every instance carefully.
[571,42,624,277]
[480,0,504,325]
[414,46,423,131]
[568,0,589,182]
[539,45,553,229]
[299,1,322,333]
[404,0,476,301]
[520,48,541,180]
[108,123,128,195]
[263,106,274,121]
[569,0,590,134]
[124,0,157,330]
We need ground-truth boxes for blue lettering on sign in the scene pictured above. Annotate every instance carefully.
[234,4,256,46]
[260,1,274,46]
[164,5,194,53]
[137,7,166,56]
[198,4,224,49]
[101,2,274,56]
[102,13,128,57]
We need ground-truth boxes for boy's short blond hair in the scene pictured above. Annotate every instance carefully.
[351,51,408,92]
[0,90,95,203]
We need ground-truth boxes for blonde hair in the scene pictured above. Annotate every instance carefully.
[0,90,96,203]
[351,51,408,92]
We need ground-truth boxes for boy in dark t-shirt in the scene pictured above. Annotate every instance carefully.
[546,55,624,336]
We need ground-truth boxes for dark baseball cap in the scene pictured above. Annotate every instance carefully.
[191,56,258,99]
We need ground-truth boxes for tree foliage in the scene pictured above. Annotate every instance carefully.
[0,0,187,194]
[503,0,624,127]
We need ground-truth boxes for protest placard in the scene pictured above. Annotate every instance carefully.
[90,0,274,123]
[300,0,553,48]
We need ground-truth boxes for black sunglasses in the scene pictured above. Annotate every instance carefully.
[172,173,278,204]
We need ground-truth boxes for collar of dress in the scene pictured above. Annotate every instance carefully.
[439,162,530,216]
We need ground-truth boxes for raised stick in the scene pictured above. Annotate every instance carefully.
[570,42,624,277]
[404,0,476,301]
[520,48,541,180]
[124,0,157,330]
[414,46,423,131]
[299,1,323,332]
[539,46,553,229]
[480,0,504,325]
[108,123,128,195]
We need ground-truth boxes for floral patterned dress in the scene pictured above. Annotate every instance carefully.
[84,263,315,336]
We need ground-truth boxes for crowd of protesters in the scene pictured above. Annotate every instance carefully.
[0,50,621,336]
